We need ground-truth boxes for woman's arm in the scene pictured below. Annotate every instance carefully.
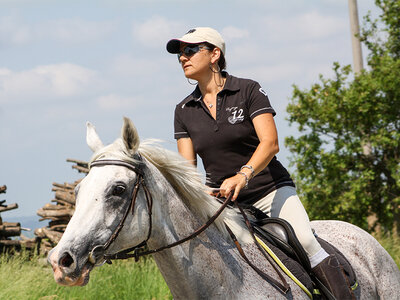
[177,137,197,166]
[219,113,279,200]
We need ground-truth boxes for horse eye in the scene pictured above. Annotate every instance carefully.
[112,185,126,196]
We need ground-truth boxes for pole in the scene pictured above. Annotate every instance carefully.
[348,0,364,73]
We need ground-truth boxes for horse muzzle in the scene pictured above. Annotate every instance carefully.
[48,247,94,286]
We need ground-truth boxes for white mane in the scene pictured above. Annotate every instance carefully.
[90,138,251,243]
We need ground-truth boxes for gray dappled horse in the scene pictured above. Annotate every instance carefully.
[48,117,400,299]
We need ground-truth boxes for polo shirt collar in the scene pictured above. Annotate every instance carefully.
[220,71,241,93]
[183,72,241,105]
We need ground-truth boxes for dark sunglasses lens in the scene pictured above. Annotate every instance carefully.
[177,45,200,61]
[184,46,199,56]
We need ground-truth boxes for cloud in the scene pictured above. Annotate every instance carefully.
[221,26,249,42]
[132,16,185,48]
[96,93,142,110]
[41,18,117,44]
[259,10,347,42]
[0,15,117,46]
[0,16,32,45]
[0,63,98,103]
[110,54,162,76]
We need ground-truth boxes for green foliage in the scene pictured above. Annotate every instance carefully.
[285,0,400,233]
[0,254,172,300]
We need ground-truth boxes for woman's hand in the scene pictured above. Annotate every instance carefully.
[218,173,248,201]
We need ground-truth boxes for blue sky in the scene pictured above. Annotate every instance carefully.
[0,0,380,219]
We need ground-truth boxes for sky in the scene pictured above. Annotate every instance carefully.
[0,0,381,221]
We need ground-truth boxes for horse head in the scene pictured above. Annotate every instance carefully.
[48,117,152,286]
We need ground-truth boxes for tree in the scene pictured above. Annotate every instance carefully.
[285,0,400,233]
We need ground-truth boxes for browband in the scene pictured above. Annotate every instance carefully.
[90,159,144,176]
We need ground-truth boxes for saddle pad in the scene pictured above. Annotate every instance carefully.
[256,233,315,294]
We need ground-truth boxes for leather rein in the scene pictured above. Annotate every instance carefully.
[87,157,290,295]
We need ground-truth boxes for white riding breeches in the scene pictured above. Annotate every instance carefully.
[252,186,322,258]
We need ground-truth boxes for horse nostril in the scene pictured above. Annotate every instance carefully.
[59,252,74,268]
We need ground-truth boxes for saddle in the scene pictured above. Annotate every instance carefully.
[243,206,359,299]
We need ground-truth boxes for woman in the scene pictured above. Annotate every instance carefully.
[166,27,354,299]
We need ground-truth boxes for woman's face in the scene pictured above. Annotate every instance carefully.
[178,43,218,80]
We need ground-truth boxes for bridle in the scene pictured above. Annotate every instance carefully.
[86,156,290,295]
[87,156,232,265]
[87,157,153,265]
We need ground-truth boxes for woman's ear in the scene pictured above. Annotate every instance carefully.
[211,47,221,65]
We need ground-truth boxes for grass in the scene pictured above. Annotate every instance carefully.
[0,234,399,300]
[0,254,172,300]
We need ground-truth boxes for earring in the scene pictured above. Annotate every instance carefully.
[209,63,221,73]
[187,78,197,85]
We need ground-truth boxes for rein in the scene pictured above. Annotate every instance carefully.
[86,158,290,296]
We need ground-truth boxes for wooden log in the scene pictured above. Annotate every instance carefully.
[50,199,74,207]
[49,219,70,226]
[2,222,20,227]
[39,216,71,222]
[0,203,18,213]
[21,239,37,248]
[0,226,21,237]
[52,182,75,190]
[42,203,67,211]
[0,185,6,193]
[34,228,46,238]
[42,228,63,244]
[49,224,68,231]
[37,208,74,218]
[42,239,53,247]
[0,239,20,246]
[0,239,37,249]
[67,158,88,167]
[72,165,89,173]
[54,190,75,205]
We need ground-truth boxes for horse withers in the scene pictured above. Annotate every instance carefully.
[48,117,400,299]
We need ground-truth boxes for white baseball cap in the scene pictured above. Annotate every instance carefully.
[166,27,225,56]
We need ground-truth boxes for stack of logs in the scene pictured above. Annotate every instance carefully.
[35,159,89,254]
[0,185,37,253]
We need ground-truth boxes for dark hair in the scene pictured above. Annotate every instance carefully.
[204,42,226,72]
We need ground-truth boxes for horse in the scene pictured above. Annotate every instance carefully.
[48,117,400,299]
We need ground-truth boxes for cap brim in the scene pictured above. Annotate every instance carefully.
[166,39,181,54]
[166,38,207,54]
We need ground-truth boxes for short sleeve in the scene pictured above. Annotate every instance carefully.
[174,104,190,139]
[247,81,276,119]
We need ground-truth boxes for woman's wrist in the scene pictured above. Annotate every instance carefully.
[236,171,249,189]
[240,165,255,179]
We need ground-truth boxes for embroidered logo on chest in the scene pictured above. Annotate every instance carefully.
[226,106,244,124]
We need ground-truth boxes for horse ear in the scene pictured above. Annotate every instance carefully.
[122,117,140,154]
[86,122,104,152]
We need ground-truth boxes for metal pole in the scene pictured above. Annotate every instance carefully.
[348,0,364,73]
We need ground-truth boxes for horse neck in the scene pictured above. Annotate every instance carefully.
[143,164,243,298]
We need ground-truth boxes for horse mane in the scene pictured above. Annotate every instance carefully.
[90,138,251,243]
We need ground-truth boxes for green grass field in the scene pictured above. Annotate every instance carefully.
[0,234,399,300]
[0,255,172,300]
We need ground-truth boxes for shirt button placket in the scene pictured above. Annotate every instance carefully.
[214,96,222,131]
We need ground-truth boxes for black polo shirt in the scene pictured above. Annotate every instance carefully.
[174,72,295,205]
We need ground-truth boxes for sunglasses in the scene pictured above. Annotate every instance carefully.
[177,44,211,61]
